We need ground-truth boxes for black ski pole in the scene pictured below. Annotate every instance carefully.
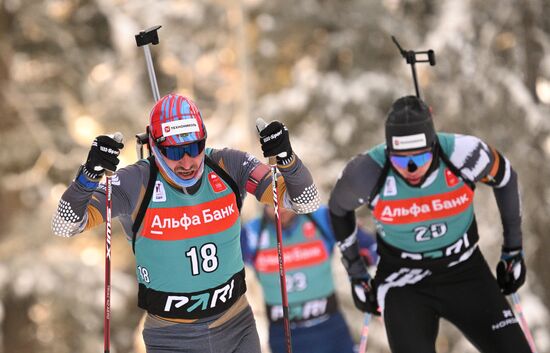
[391,36,436,99]
[135,25,162,158]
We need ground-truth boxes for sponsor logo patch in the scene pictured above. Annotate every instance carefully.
[383,176,397,196]
[208,172,227,193]
[153,181,167,202]
[161,119,200,137]
[392,133,427,150]
[444,168,460,187]
[303,221,316,239]
[491,310,519,331]
[255,240,328,273]
[142,193,238,240]
[373,184,474,224]
[111,174,121,186]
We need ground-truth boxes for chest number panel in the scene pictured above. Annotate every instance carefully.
[286,272,307,292]
[414,222,448,242]
[185,243,219,276]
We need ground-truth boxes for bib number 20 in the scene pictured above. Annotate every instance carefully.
[185,243,219,275]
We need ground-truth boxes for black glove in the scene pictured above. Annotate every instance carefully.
[351,275,380,315]
[259,120,293,165]
[496,247,526,295]
[83,134,124,180]
[341,252,380,315]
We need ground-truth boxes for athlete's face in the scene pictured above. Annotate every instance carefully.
[390,147,433,185]
[163,151,205,180]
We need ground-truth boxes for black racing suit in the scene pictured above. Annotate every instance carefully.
[329,133,531,353]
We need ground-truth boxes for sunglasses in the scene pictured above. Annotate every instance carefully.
[390,151,433,169]
[159,140,206,160]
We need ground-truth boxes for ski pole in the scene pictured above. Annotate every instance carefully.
[256,118,293,353]
[358,313,371,353]
[391,36,436,99]
[135,25,162,102]
[510,292,538,353]
[135,25,162,158]
[104,132,123,353]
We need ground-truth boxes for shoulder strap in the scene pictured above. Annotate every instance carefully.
[367,158,391,209]
[131,155,158,254]
[305,213,332,243]
[131,155,243,254]
[204,155,243,212]
[436,142,476,190]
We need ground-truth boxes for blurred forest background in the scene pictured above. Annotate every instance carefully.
[0,0,549,352]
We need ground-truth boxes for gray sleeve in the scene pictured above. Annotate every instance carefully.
[209,148,266,202]
[328,153,384,217]
[328,153,381,277]
[210,148,320,214]
[493,168,522,249]
[52,161,149,237]
[450,134,522,248]
[275,154,320,214]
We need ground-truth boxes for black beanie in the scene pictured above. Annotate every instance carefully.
[385,96,436,152]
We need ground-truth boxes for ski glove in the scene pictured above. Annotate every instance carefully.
[496,247,526,295]
[351,275,380,316]
[341,251,380,315]
[258,121,294,165]
[83,134,124,180]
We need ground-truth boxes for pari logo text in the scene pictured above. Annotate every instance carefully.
[164,279,235,313]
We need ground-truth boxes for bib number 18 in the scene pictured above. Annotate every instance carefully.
[185,243,219,275]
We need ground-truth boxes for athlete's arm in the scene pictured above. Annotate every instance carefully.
[329,153,383,242]
[52,161,148,237]
[357,226,378,266]
[328,153,383,275]
[240,220,261,266]
[210,148,320,214]
[449,134,522,248]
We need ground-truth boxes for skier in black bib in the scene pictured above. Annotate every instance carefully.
[328,95,532,353]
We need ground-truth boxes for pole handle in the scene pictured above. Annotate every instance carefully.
[104,132,124,176]
[255,117,267,133]
[256,118,278,166]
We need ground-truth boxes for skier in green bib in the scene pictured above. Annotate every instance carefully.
[52,93,320,353]
[241,205,377,353]
[328,95,531,353]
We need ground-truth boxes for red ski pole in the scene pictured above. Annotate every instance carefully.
[104,132,123,353]
[256,118,293,353]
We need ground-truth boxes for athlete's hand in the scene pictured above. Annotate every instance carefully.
[340,252,381,315]
[351,276,380,315]
[496,247,526,295]
[257,119,294,165]
[83,133,124,180]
